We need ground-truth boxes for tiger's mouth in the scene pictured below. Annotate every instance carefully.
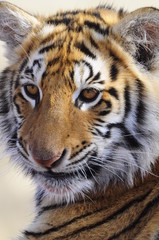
[30,159,101,197]
[32,161,100,181]
[35,169,73,181]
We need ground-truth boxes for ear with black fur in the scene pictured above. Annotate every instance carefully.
[0,2,39,56]
[112,7,159,71]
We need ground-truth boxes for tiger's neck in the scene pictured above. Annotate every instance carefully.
[26,159,159,240]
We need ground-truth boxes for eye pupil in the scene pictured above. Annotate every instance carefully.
[23,84,40,103]
[79,88,99,103]
[26,85,38,95]
[84,89,96,99]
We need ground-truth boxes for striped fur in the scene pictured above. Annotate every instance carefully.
[1,2,159,239]
[25,165,159,240]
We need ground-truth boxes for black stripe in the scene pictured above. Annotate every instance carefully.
[18,137,29,156]
[56,10,79,17]
[89,36,98,49]
[64,190,152,240]
[92,72,101,81]
[118,8,125,18]
[24,67,33,76]
[107,88,119,100]
[108,192,159,239]
[123,127,141,148]
[26,190,152,238]
[47,18,71,25]
[69,69,74,80]
[35,189,45,207]
[10,71,15,103]
[18,93,28,102]
[33,59,42,69]
[19,58,28,72]
[107,123,141,148]
[124,85,131,118]
[39,44,55,54]
[81,61,93,81]
[75,42,96,59]
[17,149,28,160]
[95,118,105,123]
[0,103,9,114]
[95,99,112,108]
[110,64,118,81]
[13,96,21,115]
[99,110,111,116]
[15,74,20,89]
[91,12,102,20]
[68,151,91,166]
[94,127,105,137]
[136,79,146,124]
[8,131,17,147]
[39,40,63,54]
[0,89,10,114]
[109,50,119,62]
[84,20,109,35]
[47,57,60,67]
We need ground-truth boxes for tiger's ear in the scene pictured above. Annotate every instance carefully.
[112,7,159,70]
[0,2,39,53]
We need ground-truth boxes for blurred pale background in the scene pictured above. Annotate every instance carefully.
[0,0,159,71]
[0,1,159,238]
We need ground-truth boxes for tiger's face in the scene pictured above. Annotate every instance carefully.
[1,3,159,203]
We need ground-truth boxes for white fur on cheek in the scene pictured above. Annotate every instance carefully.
[0,146,37,240]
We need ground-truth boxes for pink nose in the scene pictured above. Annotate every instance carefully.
[31,148,63,168]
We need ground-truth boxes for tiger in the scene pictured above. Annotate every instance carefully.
[1,1,159,239]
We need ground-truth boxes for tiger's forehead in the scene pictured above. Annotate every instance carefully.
[21,41,109,93]
[19,7,125,91]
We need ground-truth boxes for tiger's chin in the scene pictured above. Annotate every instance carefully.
[35,171,94,204]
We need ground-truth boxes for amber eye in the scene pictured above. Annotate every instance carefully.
[23,84,40,103]
[79,88,100,103]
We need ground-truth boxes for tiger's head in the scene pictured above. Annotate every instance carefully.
[1,2,159,203]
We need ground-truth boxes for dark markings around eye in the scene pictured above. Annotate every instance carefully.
[110,64,118,81]
[92,72,101,81]
[13,95,21,115]
[99,110,111,116]
[75,42,96,59]
[82,61,93,81]
[24,67,34,77]
[107,88,119,100]
[33,59,42,68]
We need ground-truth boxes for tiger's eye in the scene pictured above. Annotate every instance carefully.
[79,88,100,103]
[23,84,40,102]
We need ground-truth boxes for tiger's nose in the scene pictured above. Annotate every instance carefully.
[30,147,65,168]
